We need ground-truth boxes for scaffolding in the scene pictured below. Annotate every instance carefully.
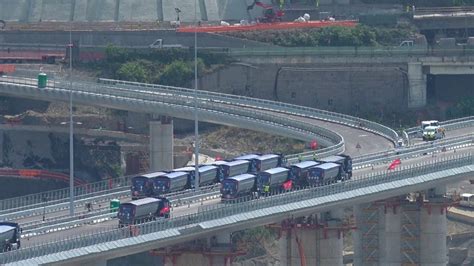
[149,239,246,266]
[401,202,420,266]
[360,202,379,264]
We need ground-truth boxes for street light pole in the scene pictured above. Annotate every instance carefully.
[69,28,75,216]
[193,0,199,191]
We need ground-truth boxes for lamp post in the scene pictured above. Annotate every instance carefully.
[193,0,200,191]
[42,196,48,221]
[68,28,74,216]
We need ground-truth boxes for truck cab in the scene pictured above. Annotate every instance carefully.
[422,125,444,141]
[460,193,474,208]
[421,120,440,130]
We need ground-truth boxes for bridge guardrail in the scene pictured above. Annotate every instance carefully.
[9,134,471,225]
[20,189,221,237]
[0,77,343,148]
[353,134,473,164]
[1,182,221,222]
[96,78,399,144]
[0,75,470,216]
[405,116,474,136]
[220,46,474,58]
[0,77,469,220]
[1,153,471,264]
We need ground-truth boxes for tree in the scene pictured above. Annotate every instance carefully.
[116,61,149,82]
[105,44,128,62]
[159,60,194,87]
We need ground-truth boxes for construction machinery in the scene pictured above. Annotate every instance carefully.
[247,0,284,23]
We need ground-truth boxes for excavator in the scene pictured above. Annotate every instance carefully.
[247,0,285,23]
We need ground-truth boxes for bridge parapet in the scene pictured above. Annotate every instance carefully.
[1,153,472,265]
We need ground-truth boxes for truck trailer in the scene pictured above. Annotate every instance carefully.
[289,161,319,187]
[216,160,251,181]
[317,155,352,180]
[118,197,170,227]
[256,167,290,195]
[0,222,21,252]
[131,172,167,199]
[221,173,256,200]
[153,171,189,194]
[307,163,343,186]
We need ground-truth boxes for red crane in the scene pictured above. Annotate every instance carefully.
[247,0,284,23]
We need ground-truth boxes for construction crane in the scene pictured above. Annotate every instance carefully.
[247,0,284,23]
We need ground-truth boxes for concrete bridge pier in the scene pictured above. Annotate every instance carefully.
[420,186,449,266]
[319,210,344,266]
[278,211,344,266]
[278,217,320,266]
[407,62,427,108]
[206,233,234,266]
[149,115,173,171]
[352,204,364,266]
[379,200,402,266]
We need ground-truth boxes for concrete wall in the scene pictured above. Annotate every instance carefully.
[199,63,407,114]
[0,0,266,22]
[0,30,270,49]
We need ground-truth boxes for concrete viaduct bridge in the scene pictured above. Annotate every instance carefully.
[0,77,472,265]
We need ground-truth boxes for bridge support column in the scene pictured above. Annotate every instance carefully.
[379,200,401,265]
[319,210,344,266]
[149,116,173,171]
[352,205,364,266]
[407,62,427,108]
[278,216,320,266]
[207,233,233,266]
[279,212,345,266]
[420,186,448,266]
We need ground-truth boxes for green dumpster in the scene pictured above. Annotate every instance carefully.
[110,199,120,213]
[38,73,47,88]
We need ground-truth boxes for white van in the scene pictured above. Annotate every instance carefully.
[460,193,474,208]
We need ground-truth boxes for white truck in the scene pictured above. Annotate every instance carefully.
[460,193,474,208]
[422,125,445,141]
[420,120,445,141]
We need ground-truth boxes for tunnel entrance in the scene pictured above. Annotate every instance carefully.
[426,74,474,104]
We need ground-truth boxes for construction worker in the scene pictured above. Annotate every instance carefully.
[313,152,317,161]
[264,184,270,195]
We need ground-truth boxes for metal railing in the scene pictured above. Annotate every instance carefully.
[20,189,221,237]
[220,46,474,58]
[404,117,474,139]
[1,153,471,264]
[97,77,398,143]
[0,77,342,146]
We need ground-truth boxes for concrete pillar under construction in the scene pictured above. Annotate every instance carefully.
[278,223,320,266]
[352,205,364,266]
[352,202,382,266]
[207,233,233,266]
[149,116,173,171]
[319,210,344,266]
[278,228,291,266]
[419,201,448,265]
[379,204,401,265]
